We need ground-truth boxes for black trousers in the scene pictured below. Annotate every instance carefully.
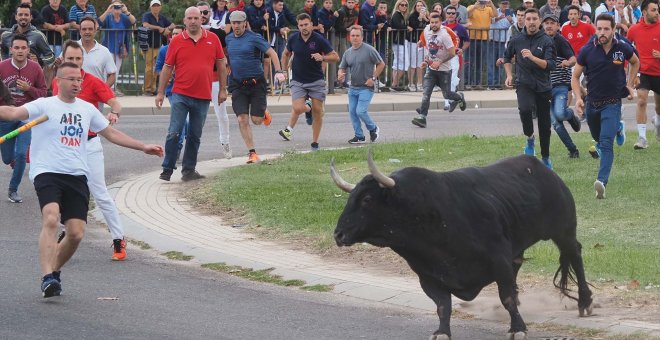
[516,85,552,158]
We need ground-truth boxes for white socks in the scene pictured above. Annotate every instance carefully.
[638,124,647,139]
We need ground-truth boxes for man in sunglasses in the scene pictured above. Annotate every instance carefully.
[443,6,470,111]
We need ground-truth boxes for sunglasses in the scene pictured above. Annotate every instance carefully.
[400,3,408,6]
[200,10,210,15]
[446,12,456,14]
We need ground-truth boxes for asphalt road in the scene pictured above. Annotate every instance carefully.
[1,104,649,339]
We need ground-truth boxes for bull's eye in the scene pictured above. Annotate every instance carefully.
[361,195,372,207]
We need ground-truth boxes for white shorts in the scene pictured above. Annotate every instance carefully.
[392,43,409,71]
[407,41,425,68]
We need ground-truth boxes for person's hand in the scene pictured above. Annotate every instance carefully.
[407,26,413,32]
[274,72,286,83]
[333,11,339,17]
[155,92,164,109]
[281,27,290,34]
[319,24,325,33]
[365,78,375,87]
[143,144,164,157]
[16,79,30,91]
[263,12,269,20]
[496,57,505,66]
[520,48,533,59]
[377,23,384,29]
[106,3,114,12]
[626,85,635,100]
[218,88,228,103]
[634,76,640,88]
[106,112,119,125]
[653,49,660,59]
[430,60,441,69]
[456,48,463,56]
[505,75,513,88]
[337,72,345,82]
[54,56,63,67]
[311,53,324,62]
[575,98,584,115]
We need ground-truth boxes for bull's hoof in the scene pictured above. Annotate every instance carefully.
[429,334,450,340]
[507,331,527,340]
[579,304,594,317]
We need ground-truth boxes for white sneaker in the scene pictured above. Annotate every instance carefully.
[594,180,606,199]
[654,115,660,141]
[221,143,232,159]
[633,136,648,150]
[377,81,386,88]
[407,84,416,92]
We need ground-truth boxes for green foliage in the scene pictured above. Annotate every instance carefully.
[199,134,660,287]
[161,250,194,261]
[201,263,306,286]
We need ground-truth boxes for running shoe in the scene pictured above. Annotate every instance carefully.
[654,115,660,141]
[305,99,313,125]
[221,143,232,159]
[41,275,62,298]
[181,170,205,182]
[594,180,606,199]
[524,137,535,156]
[369,126,379,143]
[412,115,427,128]
[8,190,22,203]
[310,142,320,152]
[542,157,553,170]
[263,110,272,126]
[348,136,366,144]
[569,149,580,158]
[459,93,466,111]
[279,128,292,141]
[247,151,260,164]
[112,239,126,261]
[588,143,601,159]
[633,136,648,150]
[615,120,626,146]
[159,169,173,181]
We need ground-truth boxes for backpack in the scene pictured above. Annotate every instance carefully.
[137,27,150,51]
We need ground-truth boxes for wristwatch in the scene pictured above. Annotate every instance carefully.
[111,111,121,117]
[371,76,377,81]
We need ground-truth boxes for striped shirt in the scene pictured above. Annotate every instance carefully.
[69,4,97,23]
[549,34,574,87]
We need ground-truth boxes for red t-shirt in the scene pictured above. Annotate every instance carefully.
[561,21,595,57]
[52,70,115,136]
[627,20,660,76]
[165,29,225,100]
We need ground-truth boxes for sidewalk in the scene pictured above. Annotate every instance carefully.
[98,155,660,338]
[117,89,518,116]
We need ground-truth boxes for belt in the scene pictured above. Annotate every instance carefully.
[88,135,97,141]
[590,97,619,108]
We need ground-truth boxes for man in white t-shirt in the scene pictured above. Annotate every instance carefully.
[0,62,162,298]
[78,16,117,88]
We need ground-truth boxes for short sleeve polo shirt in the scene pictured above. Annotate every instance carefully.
[225,30,270,81]
[165,29,225,100]
[577,39,634,101]
[286,31,333,83]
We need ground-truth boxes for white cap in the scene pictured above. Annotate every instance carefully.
[150,0,161,6]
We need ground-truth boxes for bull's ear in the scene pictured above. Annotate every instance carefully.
[368,148,395,188]
[330,157,355,193]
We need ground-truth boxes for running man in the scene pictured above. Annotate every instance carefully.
[0,62,162,298]
[278,13,339,151]
[572,13,640,199]
[225,10,285,163]
[626,0,660,149]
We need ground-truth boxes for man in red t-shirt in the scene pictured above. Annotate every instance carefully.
[51,40,129,261]
[627,0,660,149]
[155,7,227,182]
[560,5,595,56]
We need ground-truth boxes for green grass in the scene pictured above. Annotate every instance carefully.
[301,284,335,292]
[201,263,306,287]
[197,134,660,287]
[128,239,152,250]
[161,251,194,261]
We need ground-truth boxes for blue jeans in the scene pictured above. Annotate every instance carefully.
[551,85,577,153]
[487,41,505,87]
[167,95,188,150]
[162,93,210,172]
[348,87,377,138]
[586,100,621,185]
[0,121,31,192]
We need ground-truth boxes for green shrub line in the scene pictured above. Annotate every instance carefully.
[198,134,660,288]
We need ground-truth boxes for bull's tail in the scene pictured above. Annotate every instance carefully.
[552,255,580,302]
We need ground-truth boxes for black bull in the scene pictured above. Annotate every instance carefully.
[331,152,594,339]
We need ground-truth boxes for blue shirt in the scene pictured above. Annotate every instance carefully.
[155,45,173,96]
[225,30,271,81]
[286,31,333,83]
[141,12,172,48]
[577,38,634,101]
[101,14,132,54]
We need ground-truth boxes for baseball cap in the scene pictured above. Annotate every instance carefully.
[150,0,161,6]
[523,0,533,3]
[229,10,247,22]
[542,13,559,22]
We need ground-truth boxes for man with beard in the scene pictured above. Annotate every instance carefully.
[572,13,640,198]
[1,4,55,68]
[504,8,556,169]
[626,0,660,149]
[155,7,227,181]
[225,10,285,163]
[412,12,466,128]
[278,13,339,151]
[561,5,595,58]
[543,14,581,159]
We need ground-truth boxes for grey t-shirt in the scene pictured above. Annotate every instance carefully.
[339,42,384,90]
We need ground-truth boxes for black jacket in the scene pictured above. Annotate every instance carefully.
[504,29,556,92]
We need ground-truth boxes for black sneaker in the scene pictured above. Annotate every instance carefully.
[568,110,581,132]
[369,127,379,143]
[57,229,66,243]
[41,274,62,298]
[458,93,466,111]
[348,136,366,144]
[448,98,460,113]
[412,115,427,128]
[181,170,205,182]
[159,169,173,181]
[568,149,580,158]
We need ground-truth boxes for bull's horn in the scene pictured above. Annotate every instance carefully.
[368,148,395,188]
[330,158,355,193]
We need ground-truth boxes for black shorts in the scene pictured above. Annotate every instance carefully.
[34,173,90,223]
[638,74,660,93]
[229,78,268,118]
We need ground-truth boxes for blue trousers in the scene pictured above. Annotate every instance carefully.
[586,100,621,185]
[0,121,30,192]
[551,85,577,153]
[347,87,377,138]
[162,93,209,172]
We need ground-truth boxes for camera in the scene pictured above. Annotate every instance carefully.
[113,4,123,9]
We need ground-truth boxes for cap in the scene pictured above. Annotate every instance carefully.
[229,10,247,22]
[150,0,161,6]
[542,13,559,22]
[523,0,533,3]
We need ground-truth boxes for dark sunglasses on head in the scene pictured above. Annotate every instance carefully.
[113,4,122,9]
[201,10,210,15]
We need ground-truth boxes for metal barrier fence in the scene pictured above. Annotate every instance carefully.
[1,26,511,95]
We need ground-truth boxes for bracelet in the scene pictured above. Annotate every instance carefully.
[111,111,121,117]
[275,70,283,74]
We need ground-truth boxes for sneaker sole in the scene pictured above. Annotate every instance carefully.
[594,181,605,199]
[112,255,127,261]
[8,198,22,203]
[633,143,648,150]
[348,140,366,144]
[411,120,426,128]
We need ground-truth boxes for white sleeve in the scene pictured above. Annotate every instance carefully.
[89,107,110,133]
[23,98,44,121]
